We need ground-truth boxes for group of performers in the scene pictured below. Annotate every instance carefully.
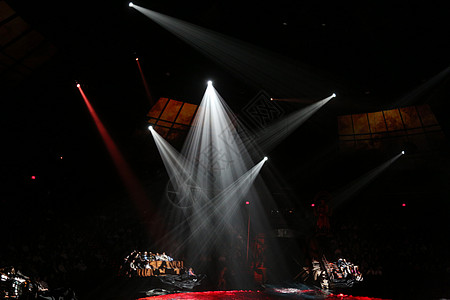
[124,250,174,271]
[119,250,180,278]
[300,256,363,289]
[0,266,76,300]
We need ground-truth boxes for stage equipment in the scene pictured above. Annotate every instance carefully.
[146,97,199,145]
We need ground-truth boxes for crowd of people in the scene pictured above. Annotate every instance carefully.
[2,189,450,298]
[317,210,450,298]
[0,200,152,297]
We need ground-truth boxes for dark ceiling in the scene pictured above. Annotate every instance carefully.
[3,0,450,203]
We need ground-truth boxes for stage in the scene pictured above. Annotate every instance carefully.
[137,289,387,300]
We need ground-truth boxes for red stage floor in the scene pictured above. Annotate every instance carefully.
[138,290,388,299]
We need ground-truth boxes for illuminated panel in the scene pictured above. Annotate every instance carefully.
[383,108,404,134]
[22,41,57,69]
[400,106,421,129]
[0,1,57,88]
[176,102,198,125]
[0,1,15,21]
[0,17,30,46]
[337,115,353,137]
[352,113,370,138]
[417,104,439,127]
[338,104,446,152]
[337,115,354,151]
[147,97,169,119]
[367,112,387,133]
[146,97,198,144]
[160,100,183,122]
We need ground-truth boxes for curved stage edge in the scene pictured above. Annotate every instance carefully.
[138,290,387,300]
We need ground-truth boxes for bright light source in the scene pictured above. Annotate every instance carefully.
[31,176,36,180]
[148,125,153,131]
[135,57,139,61]
[245,201,250,205]
[401,150,405,155]
[311,203,315,207]
[402,203,406,207]
[332,93,336,98]
[76,83,80,88]
[263,156,268,161]
[207,80,213,86]
[128,2,133,7]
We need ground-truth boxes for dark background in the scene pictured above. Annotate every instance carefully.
[2,1,450,298]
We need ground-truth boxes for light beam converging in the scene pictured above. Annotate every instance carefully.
[76,84,166,240]
[129,4,338,98]
[148,81,281,286]
[331,151,405,209]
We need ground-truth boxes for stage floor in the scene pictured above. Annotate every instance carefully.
[137,289,387,299]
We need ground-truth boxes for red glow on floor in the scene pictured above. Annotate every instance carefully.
[137,290,387,300]
[77,85,166,239]
[136,59,153,105]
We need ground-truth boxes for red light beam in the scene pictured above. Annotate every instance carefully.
[77,84,165,240]
[135,57,153,105]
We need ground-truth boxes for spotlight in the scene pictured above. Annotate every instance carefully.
[148,125,153,131]
[135,57,139,61]
[207,80,213,86]
[332,93,336,98]
[128,2,134,7]
[76,83,80,88]
[401,150,405,155]
[263,156,268,161]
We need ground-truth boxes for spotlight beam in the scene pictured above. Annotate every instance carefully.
[129,4,339,97]
[76,84,166,240]
[135,56,153,105]
[253,93,335,154]
[331,152,404,209]
[148,81,280,282]
[164,157,268,254]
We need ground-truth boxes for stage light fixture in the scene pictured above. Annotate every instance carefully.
[148,125,153,130]
[332,93,336,98]
[402,150,405,155]
[129,2,134,7]
[207,80,213,86]
[263,156,268,161]
[136,57,139,61]
[76,83,80,88]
